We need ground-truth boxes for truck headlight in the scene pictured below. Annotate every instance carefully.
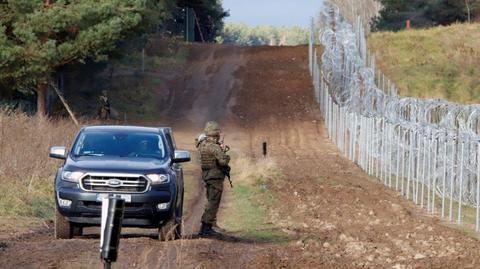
[157,202,170,211]
[56,192,72,208]
[62,171,84,183]
[146,174,170,185]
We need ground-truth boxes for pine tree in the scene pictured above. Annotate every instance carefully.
[0,0,172,115]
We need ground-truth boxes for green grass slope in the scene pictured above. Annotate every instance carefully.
[369,23,480,104]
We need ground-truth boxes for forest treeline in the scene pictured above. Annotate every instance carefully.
[327,0,480,31]
[372,0,480,31]
[219,23,309,46]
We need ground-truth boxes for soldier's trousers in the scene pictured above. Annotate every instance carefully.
[98,107,110,120]
[201,178,224,225]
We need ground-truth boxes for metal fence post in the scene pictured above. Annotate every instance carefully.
[431,136,438,214]
[442,133,447,218]
[449,137,456,222]
[380,119,385,181]
[383,121,387,185]
[365,117,369,173]
[368,117,377,175]
[388,123,393,187]
[407,130,414,200]
[477,142,480,231]
[377,119,381,181]
[371,117,376,176]
[395,126,402,191]
[401,128,407,195]
[420,134,426,207]
[343,108,348,156]
[458,141,465,224]
[426,133,433,212]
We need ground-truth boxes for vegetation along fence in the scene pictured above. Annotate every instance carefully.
[309,6,480,232]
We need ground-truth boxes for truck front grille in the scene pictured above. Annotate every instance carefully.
[81,174,149,193]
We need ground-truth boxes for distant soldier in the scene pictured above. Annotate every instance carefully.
[98,90,110,120]
[196,121,231,237]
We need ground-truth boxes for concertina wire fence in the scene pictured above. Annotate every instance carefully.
[308,6,480,231]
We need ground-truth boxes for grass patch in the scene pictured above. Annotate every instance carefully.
[220,155,289,242]
[369,23,480,103]
[224,184,287,242]
[0,178,54,219]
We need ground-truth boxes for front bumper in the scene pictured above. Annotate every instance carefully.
[56,186,174,228]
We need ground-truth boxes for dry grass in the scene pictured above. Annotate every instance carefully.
[230,154,284,186]
[0,110,79,218]
[369,23,480,103]
[220,154,288,242]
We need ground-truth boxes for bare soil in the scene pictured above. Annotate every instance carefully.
[2,44,480,268]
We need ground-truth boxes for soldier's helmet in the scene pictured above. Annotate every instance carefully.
[101,90,108,96]
[204,121,221,137]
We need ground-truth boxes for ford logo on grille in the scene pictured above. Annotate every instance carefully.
[106,179,122,188]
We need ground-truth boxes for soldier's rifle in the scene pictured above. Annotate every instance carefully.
[220,135,233,188]
[220,134,230,152]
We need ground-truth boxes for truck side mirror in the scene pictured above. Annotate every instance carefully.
[173,150,190,163]
[49,146,67,160]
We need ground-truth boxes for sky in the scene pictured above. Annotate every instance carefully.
[222,0,324,27]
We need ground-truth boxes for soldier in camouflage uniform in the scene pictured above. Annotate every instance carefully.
[98,90,110,120]
[196,121,230,236]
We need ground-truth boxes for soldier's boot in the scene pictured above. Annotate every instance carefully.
[198,222,210,236]
[199,222,221,237]
[212,222,227,233]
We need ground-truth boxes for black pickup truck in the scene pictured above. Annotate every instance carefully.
[49,126,190,241]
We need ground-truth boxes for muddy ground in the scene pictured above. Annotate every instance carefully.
[1,44,480,268]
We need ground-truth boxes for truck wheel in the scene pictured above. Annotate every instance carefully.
[72,225,83,237]
[175,195,184,239]
[55,208,73,239]
[158,218,177,241]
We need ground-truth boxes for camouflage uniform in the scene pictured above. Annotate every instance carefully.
[197,121,230,236]
[98,90,110,120]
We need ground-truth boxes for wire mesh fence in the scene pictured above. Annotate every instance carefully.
[310,6,480,232]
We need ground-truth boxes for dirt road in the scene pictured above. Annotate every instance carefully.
[2,44,480,268]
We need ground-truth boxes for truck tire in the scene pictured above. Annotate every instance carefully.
[159,194,184,241]
[72,225,83,237]
[55,208,73,239]
[175,194,184,239]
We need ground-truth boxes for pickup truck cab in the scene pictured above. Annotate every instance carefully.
[49,126,190,241]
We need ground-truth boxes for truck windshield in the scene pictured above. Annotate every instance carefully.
[72,131,166,160]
